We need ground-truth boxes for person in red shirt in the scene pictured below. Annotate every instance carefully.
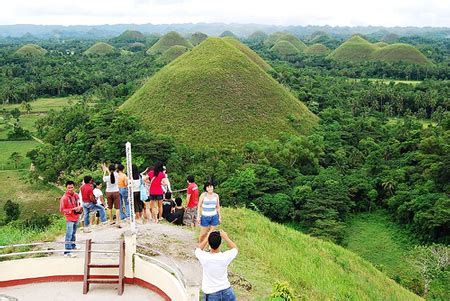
[81,176,107,232]
[60,180,82,257]
[146,162,166,223]
[183,175,199,227]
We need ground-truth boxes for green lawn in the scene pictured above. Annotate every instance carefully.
[1,96,79,113]
[0,140,39,170]
[0,170,62,221]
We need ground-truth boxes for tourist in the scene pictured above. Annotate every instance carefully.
[195,230,238,300]
[102,163,121,225]
[146,162,166,223]
[81,175,107,232]
[60,180,82,258]
[183,175,199,227]
[140,167,151,223]
[117,163,130,220]
[167,197,185,225]
[162,192,175,220]
[91,182,106,225]
[131,164,144,222]
[197,180,221,242]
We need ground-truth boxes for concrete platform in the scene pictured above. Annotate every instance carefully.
[0,282,164,301]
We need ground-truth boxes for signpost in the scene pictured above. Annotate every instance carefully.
[125,142,136,232]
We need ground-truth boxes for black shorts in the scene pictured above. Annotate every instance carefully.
[149,194,164,201]
[133,192,143,213]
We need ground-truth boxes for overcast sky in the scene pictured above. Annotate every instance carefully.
[1,0,448,27]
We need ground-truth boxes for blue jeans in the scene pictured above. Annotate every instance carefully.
[204,287,236,301]
[65,221,78,254]
[83,202,107,226]
[201,214,219,227]
[119,188,130,220]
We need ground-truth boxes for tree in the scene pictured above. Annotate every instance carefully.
[8,152,23,168]
[3,200,20,223]
[20,101,32,114]
[10,108,21,120]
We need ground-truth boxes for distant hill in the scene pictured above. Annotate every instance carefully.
[270,40,300,58]
[189,32,208,46]
[328,35,377,62]
[222,208,422,300]
[158,45,188,63]
[264,32,307,52]
[263,32,286,47]
[382,33,400,43]
[248,31,268,43]
[371,43,433,66]
[15,44,47,56]
[84,42,116,55]
[146,31,193,54]
[122,37,317,148]
[115,30,145,42]
[304,43,330,56]
[374,42,389,48]
[220,30,238,38]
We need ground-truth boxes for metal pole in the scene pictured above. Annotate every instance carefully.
[125,142,136,232]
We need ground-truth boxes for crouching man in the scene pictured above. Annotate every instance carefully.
[60,180,82,257]
[195,230,238,300]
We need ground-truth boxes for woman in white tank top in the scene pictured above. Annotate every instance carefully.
[197,180,221,243]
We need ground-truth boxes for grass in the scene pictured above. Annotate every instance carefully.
[220,31,237,38]
[275,33,307,52]
[0,170,62,221]
[219,208,422,300]
[117,30,145,40]
[15,44,47,56]
[328,35,378,62]
[84,42,116,55]
[304,43,330,56]
[122,37,318,148]
[270,40,300,57]
[158,45,188,63]
[147,31,193,55]
[371,43,433,66]
[190,32,208,46]
[1,96,78,113]
[263,32,287,47]
[0,140,39,170]
[222,37,272,71]
[248,31,268,42]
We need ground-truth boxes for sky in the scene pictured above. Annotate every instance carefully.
[1,0,449,27]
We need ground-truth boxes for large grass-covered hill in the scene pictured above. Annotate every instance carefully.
[146,31,193,54]
[247,31,268,43]
[115,30,145,42]
[223,208,422,300]
[84,42,116,55]
[264,32,307,52]
[222,37,271,71]
[158,45,188,64]
[121,37,317,148]
[270,40,300,58]
[328,35,377,62]
[371,43,433,66]
[15,44,47,56]
[304,43,330,56]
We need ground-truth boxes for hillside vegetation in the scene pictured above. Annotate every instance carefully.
[146,31,193,54]
[116,30,145,42]
[84,42,116,55]
[122,37,317,148]
[190,32,208,46]
[304,43,330,56]
[371,43,433,66]
[158,45,188,63]
[222,37,272,71]
[222,208,422,300]
[270,40,300,58]
[328,35,377,62]
[15,44,47,56]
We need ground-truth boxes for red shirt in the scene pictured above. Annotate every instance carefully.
[60,191,80,222]
[148,170,166,195]
[187,182,199,208]
[80,183,94,203]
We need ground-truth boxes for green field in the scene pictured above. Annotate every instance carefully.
[1,96,78,113]
[221,208,421,300]
[0,140,39,169]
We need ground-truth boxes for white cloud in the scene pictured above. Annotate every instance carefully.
[1,0,448,27]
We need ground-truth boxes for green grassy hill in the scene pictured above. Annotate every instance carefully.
[270,40,301,58]
[375,42,389,48]
[264,32,286,47]
[15,44,47,56]
[276,33,307,52]
[121,37,317,148]
[221,208,422,300]
[371,43,433,66]
[158,45,188,63]
[248,31,268,43]
[116,30,145,42]
[147,31,193,55]
[220,30,238,38]
[304,43,330,56]
[222,37,272,71]
[382,33,400,43]
[190,32,208,46]
[328,35,377,62]
[84,42,116,55]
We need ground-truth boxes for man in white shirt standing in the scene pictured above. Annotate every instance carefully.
[195,230,238,301]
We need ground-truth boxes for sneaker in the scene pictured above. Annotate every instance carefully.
[64,253,77,258]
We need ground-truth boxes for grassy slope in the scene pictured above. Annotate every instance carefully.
[304,43,330,56]
[221,208,422,300]
[84,42,116,55]
[222,37,272,71]
[264,32,286,47]
[0,141,38,169]
[190,32,208,46]
[159,45,188,63]
[15,44,47,56]
[0,170,62,221]
[122,37,317,148]
[371,43,433,66]
[147,31,193,54]
[117,30,145,40]
[329,35,377,62]
[270,40,300,57]
[276,33,308,52]
[1,97,77,113]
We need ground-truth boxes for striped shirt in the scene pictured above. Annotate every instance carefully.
[201,193,218,217]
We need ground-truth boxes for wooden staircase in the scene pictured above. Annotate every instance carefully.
[83,239,125,295]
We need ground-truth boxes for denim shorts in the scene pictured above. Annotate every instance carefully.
[204,287,236,301]
[200,214,219,227]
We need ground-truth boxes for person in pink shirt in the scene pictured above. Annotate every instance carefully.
[60,180,82,257]
[146,162,167,223]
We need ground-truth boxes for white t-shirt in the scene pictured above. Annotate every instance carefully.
[194,248,238,294]
[103,172,119,192]
[132,178,141,192]
[93,188,103,205]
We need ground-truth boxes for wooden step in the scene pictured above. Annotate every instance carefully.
[88,264,119,268]
[87,279,119,284]
[89,275,118,279]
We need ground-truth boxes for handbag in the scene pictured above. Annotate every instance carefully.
[140,177,149,201]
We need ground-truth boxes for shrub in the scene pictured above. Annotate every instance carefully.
[3,200,21,223]
[271,281,297,301]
